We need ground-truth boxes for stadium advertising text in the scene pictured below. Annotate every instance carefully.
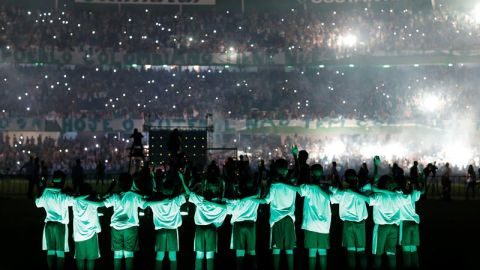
[308,0,392,3]
[0,47,333,66]
[1,117,478,135]
[3,47,479,67]
[74,0,216,5]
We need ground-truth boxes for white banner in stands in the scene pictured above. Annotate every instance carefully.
[75,0,216,5]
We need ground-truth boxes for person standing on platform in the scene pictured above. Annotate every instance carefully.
[130,128,145,159]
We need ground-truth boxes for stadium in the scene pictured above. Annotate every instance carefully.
[1,0,480,269]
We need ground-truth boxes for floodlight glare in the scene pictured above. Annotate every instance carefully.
[418,93,444,113]
[443,143,472,167]
[472,4,480,23]
[324,140,346,159]
[338,34,357,47]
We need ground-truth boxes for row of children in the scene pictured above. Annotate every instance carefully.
[36,155,423,270]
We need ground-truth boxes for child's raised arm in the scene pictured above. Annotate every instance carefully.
[178,171,191,195]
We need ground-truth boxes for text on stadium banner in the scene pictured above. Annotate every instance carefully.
[0,117,479,135]
[74,0,216,5]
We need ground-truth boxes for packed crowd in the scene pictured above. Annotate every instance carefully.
[0,133,129,176]
[1,65,479,120]
[5,128,474,185]
[2,5,480,55]
[229,133,479,173]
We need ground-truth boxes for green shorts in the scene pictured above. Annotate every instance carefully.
[231,221,256,251]
[400,221,420,246]
[271,217,296,250]
[194,225,217,252]
[75,234,100,260]
[342,220,366,249]
[111,227,139,252]
[155,228,179,252]
[43,222,69,252]
[304,230,330,249]
[372,224,399,255]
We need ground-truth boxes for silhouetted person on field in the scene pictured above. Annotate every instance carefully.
[441,163,452,201]
[21,155,35,198]
[410,161,419,186]
[430,162,439,195]
[96,160,105,187]
[72,159,84,194]
[466,164,476,200]
[34,157,41,196]
[330,161,341,188]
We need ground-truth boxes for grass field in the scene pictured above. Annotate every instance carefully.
[0,194,478,270]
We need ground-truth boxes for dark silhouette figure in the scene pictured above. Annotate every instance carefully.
[71,159,84,194]
[410,161,419,185]
[40,160,49,192]
[358,162,369,187]
[21,155,35,198]
[466,164,476,200]
[428,161,439,197]
[294,149,310,185]
[34,157,41,196]
[441,163,452,201]
[130,128,145,158]
[330,161,341,188]
[167,128,182,155]
[96,160,105,187]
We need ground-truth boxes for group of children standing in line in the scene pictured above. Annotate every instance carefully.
[36,148,423,270]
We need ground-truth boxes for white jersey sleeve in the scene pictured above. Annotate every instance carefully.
[35,196,45,208]
[104,194,118,208]
[299,184,310,197]
[189,192,203,205]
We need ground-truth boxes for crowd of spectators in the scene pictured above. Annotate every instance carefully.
[2,4,480,178]
[0,133,128,177]
[228,133,476,173]
[2,5,480,56]
[0,128,475,184]
[0,64,478,121]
